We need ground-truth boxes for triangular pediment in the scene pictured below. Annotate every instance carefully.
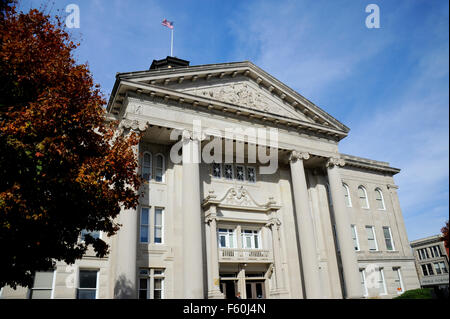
[108,61,350,139]
[173,77,311,122]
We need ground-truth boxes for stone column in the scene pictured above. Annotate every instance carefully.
[206,207,224,298]
[268,218,285,293]
[114,144,138,299]
[289,151,323,299]
[182,132,205,298]
[326,157,363,299]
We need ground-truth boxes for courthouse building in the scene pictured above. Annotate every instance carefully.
[0,57,420,299]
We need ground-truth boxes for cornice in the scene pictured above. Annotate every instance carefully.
[107,61,349,135]
[109,80,347,142]
[340,153,401,175]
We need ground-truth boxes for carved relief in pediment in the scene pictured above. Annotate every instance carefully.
[190,83,294,118]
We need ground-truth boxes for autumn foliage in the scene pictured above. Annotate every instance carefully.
[0,4,141,288]
[441,221,449,250]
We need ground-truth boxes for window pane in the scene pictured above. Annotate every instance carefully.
[30,289,52,299]
[139,289,147,299]
[247,167,256,183]
[154,279,162,290]
[229,234,234,248]
[219,235,226,248]
[422,265,428,276]
[155,169,163,182]
[33,271,53,289]
[154,290,162,299]
[140,226,149,243]
[224,164,233,179]
[79,270,97,288]
[246,237,252,248]
[155,227,162,243]
[157,155,163,168]
[440,262,448,273]
[236,166,245,181]
[254,235,259,249]
[434,263,442,275]
[141,208,149,225]
[139,278,147,289]
[155,209,163,226]
[427,264,434,275]
[77,289,96,299]
[212,163,221,178]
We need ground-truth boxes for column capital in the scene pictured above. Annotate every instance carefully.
[326,157,345,168]
[288,150,310,163]
[266,218,281,228]
[181,129,207,142]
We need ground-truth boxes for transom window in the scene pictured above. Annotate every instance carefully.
[212,163,222,178]
[375,188,385,210]
[224,164,233,180]
[139,269,165,299]
[236,165,245,181]
[358,186,369,209]
[241,229,260,249]
[218,228,236,248]
[210,164,256,183]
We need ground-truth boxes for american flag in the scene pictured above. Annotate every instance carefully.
[161,19,174,29]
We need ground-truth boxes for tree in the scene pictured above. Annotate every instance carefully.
[441,220,449,250]
[0,4,141,288]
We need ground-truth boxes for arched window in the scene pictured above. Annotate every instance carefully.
[142,152,152,181]
[343,183,352,207]
[375,188,385,210]
[155,154,165,182]
[358,186,369,209]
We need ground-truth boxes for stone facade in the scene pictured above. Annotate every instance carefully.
[410,235,449,291]
[0,58,421,299]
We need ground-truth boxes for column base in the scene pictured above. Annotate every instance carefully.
[208,289,225,299]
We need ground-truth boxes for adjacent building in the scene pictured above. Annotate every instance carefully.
[410,235,449,295]
[0,57,421,299]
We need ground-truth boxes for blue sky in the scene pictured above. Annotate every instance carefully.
[19,0,449,241]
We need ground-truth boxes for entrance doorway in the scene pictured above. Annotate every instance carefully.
[245,280,265,299]
[220,280,238,299]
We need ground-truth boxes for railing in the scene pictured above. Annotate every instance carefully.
[219,248,272,262]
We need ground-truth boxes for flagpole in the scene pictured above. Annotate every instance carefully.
[170,28,174,57]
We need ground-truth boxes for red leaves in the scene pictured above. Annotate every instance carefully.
[0,4,142,288]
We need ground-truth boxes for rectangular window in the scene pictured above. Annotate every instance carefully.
[426,263,434,276]
[241,229,260,249]
[431,245,442,258]
[155,155,164,182]
[212,163,221,178]
[154,208,163,244]
[434,263,442,275]
[30,271,54,299]
[77,270,97,299]
[236,165,245,181]
[218,228,235,248]
[140,207,150,243]
[382,227,395,251]
[351,225,360,251]
[224,164,233,180]
[80,229,100,241]
[378,269,387,295]
[366,226,378,251]
[246,167,256,183]
[360,269,368,296]
[439,262,448,273]
[422,264,429,276]
[393,268,404,293]
[139,269,165,299]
